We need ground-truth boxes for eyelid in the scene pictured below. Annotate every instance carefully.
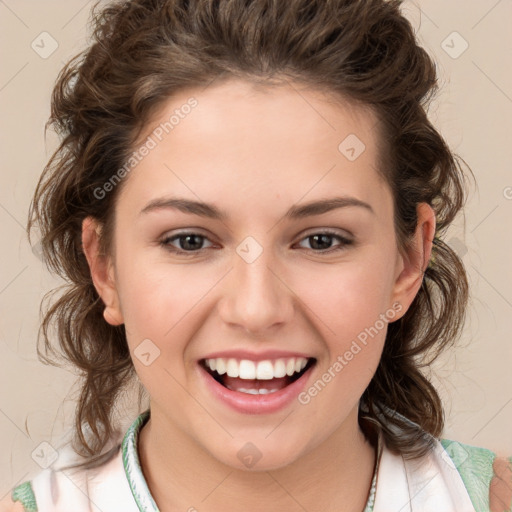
[298,227,354,241]
[160,227,212,241]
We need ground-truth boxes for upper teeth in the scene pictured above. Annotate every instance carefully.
[204,357,309,380]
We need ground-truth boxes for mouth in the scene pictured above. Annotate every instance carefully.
[200,356,317,395]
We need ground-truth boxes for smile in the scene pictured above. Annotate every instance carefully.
[200,356,316,395]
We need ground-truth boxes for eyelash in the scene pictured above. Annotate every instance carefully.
[159,230,353,256]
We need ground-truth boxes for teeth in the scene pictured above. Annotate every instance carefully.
[241,388,259,395]
[232,388,281,394]
[226,358,239,378]
[286,358,295,376]
[239,360,256,379]
[204,357,310,380]
[256,361,274,380]
[216,358,226,375]
[273,359,286,378]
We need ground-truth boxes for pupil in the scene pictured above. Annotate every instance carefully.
[182,235,203,250]
[311,234,332,250]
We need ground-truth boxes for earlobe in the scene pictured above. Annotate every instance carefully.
[81,217,124,326]
[389,203,436,318]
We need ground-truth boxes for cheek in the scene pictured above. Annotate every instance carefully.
[299,264,390,411]
[115,250,216,344]
[296,255,396,342]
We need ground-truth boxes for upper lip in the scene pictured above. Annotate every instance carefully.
[199,350,315,363]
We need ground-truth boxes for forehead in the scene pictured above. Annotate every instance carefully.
[119,78,390,219]
[141,78,379,150]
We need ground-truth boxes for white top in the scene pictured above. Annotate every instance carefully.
[12,410,496,512]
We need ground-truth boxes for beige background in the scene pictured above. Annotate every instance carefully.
[1,0,511,495]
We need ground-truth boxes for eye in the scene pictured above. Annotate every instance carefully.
[296,231,353,253]
[159,229,353,256]
[160,232,214,254]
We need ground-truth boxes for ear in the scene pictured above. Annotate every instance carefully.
[81,217,124,326]
[389,202,436,319]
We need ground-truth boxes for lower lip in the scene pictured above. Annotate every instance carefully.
[198,363,315,414]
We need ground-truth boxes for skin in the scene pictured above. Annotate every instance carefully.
[80,79,435,512]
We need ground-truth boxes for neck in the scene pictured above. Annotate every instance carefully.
[138,405,377,512]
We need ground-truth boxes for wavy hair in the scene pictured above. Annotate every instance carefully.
[28,0,473,466]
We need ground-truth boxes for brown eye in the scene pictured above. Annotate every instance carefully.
[297,231,353,253]
[161,233,214,253]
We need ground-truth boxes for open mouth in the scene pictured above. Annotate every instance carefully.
[200,357,316,395]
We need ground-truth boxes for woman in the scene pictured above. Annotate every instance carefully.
[3,0,511,510]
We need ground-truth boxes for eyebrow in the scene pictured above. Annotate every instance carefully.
[139,195,375,220]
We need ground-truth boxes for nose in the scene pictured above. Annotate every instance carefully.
[217,247,295,335]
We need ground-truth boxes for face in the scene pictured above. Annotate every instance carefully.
[84,79,430,471]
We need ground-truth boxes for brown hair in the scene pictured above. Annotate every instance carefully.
[28,0,473,465]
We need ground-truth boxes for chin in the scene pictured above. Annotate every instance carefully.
[205,435,308,472]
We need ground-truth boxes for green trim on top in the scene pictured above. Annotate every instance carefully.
[363,427,384,512]
[440,438,496,512]
[363,476,376,512]
[122,410,160,512]
[11,480,38,512]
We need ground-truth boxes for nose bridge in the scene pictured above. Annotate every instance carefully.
[219,240,294,333]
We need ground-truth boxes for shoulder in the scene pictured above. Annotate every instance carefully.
[440,438,512,512]
[2,481,37,512]
[6,441,126,512]
[5,413,147,512]
[490,454,512,512]
[0,494,27,512]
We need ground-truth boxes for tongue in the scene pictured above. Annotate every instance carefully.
[224,376,291,392]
